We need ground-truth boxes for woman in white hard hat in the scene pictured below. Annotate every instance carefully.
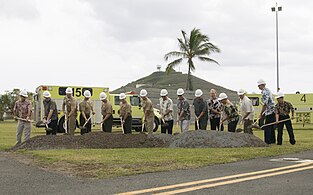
[13,90,32,144]
[219,93,239,132]
[159,89,174,134]
[79,90,95,134]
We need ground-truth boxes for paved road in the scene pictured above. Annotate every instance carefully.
[1,150,313,195]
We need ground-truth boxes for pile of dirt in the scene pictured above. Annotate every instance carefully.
[11,130,267,151]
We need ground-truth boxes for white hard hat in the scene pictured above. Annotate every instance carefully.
[237,89,246,96]
[257,79,266,86]
[276,92,285,99]
[140,89,148,97]
[119,93,126,100]
[177,88,184,96]
[19,90,28,98]
[83,90,91,98]
[43,91,51,98]
[195,89,203,97]
[99,92,107,100]
[218,93,228,101]
[65,87,73,94]
[160,89,168,96]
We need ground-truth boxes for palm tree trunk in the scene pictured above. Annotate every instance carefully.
[186,63,193,91]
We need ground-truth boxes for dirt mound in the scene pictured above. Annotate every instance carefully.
[11,130,267,151]
[169,130,268,148]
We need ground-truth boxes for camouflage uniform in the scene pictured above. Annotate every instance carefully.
[79,99,93,133]
[101,100,113,132]
[62,96,77,135]
[141,97,155,134]
[119,101,132,134]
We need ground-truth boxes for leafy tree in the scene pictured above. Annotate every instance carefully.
[0,89,20,120]
[164,28,220,91]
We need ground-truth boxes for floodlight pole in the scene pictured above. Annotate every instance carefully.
[272,2,282,92]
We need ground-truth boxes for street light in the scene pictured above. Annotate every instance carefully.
[271,2,282,92]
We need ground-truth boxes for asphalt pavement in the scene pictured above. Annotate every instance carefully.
[1,150,313,195]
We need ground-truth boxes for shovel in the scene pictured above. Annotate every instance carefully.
[259,118,291,129]
[16,117,34,123]
[45,123,53,132]
[64,115,68,134]
[161,118,169,127]
[120,117,125,134]
[196,119,200,130]
[80,115,92,135]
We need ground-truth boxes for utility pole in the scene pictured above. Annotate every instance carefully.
[271,2,282,92]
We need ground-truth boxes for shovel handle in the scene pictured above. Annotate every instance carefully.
[83,115,93,127]
[260,118,291,128]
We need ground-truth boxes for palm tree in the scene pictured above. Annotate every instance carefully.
[164,28,220,91]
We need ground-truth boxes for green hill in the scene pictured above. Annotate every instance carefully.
[112,71,238,103]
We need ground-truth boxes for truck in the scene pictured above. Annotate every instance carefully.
[246,93,313,126]
[33,85,161,132]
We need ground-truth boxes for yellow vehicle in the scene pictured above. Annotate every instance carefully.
[33,85,161,132]
[108,93,162,132]
[246,93,313,126]
[33,85,109,132]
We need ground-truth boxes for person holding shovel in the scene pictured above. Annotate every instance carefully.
[208,89,224,131]
[42,91,58,135]
[159,89,174,134]
[177,88,190,132]
[13,90,32,144]
[140,89,155,134]
[79,90,95,134]
[62,87,78,135]
[257,79,276,144]
[238,89,254,134]
[119,93,132,134]
[193,89,208,130]
[219,93,239,132]
[100,92,113,132]
[275,92,296,145]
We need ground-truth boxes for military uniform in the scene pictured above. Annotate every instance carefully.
[13,99,32,144]
[62,96,77,135]
[101,100,113,132]
[275,101,296,145]
[141,97,155,134]
[79,99,93,134]
[119,101,132,134]
[43,98,58,135]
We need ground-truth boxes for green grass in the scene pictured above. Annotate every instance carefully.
[1,121,313,178]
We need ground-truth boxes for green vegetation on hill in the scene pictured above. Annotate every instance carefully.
[112,71,238,105]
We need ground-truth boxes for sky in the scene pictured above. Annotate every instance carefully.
[1,0,312,95]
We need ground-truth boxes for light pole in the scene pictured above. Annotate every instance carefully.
[271,2,282,92]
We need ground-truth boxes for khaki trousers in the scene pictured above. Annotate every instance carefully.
[68,115,77,135]
[145,116,154,134]
[16,120,32,144]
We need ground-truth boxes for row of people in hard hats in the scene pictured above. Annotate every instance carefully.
[13,78,295,145]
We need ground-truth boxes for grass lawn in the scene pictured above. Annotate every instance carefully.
[1,121,313,178]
